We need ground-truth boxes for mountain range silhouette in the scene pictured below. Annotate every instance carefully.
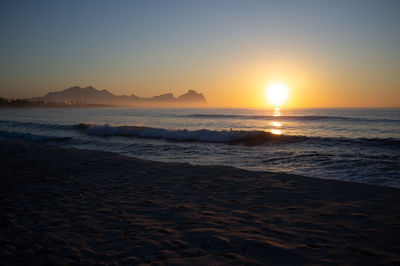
[31,86,207,107]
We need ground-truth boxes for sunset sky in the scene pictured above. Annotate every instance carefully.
[1,0,399,107]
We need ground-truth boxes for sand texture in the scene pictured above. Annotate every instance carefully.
[0,140,399,265]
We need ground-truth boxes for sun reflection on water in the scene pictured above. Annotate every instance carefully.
[273,107,281,117]
[272,121,281,127]
[271,129,282,135]
[270,108,283,135]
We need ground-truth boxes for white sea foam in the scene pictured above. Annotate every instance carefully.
[79,123,400,147]
[83,124,263,142]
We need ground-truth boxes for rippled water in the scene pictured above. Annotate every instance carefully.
[1,108,399,187]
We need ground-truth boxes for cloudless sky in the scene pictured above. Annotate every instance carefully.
[1,0,399,107]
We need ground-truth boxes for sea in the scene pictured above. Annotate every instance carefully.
[0,107,399,187]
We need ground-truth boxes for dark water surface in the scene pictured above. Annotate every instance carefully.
[1,108,399,187]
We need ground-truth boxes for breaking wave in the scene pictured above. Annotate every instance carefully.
[76,123,400,147]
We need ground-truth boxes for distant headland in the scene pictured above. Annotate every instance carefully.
[0,86,207,107]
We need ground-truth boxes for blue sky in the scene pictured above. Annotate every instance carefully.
[1,0,399,107]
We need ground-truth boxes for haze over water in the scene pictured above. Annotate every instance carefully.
[1,107,399,187]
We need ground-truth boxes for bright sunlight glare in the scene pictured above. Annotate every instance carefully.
[265,82,289,107]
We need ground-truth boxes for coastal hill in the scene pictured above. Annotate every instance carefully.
[30,86,207,107]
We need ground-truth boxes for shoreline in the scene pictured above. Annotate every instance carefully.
[1,140,399,264]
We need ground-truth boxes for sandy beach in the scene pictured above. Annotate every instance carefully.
[0,140,399,265]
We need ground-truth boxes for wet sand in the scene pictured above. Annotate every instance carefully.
[1,140,399,265]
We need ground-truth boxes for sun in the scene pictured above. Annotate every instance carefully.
[265,82,289,107]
